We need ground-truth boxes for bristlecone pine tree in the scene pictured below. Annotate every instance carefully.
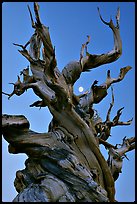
[2,3,135,202]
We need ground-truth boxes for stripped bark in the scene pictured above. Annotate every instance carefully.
[2,3,134,202]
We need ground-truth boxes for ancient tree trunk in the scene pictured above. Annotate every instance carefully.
[2,3,135,202]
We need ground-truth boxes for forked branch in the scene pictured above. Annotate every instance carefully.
[105,66,132,88]
[77,65,131,121]
[62,7,122,87]
[107,136,135,181]
[80,7,122,72]
[94,85,133,142]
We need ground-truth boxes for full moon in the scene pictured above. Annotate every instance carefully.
[78,86,84,92]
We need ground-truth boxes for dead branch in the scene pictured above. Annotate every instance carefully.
[27,5,35,28]
[2,91,15,100]
[29,100,46,108]
[29,31,42,60]
[2,114,70,153]
[116,7,120,29]
[115,118,133,126]
[107,136,135,181]
[79,7,122,71]
[77,65,131,121]
[34,2,41,26]
[98,138,116,149]
[105,66,132,88]
[62,8,122,87]
[94,84,133,142]
[80,35,91,70]
[112,107,124,124]
[2,75,26,99]
[105,86,114,122]
[20,66,33,83]
[13,43,26,50]
[116,136,135,156]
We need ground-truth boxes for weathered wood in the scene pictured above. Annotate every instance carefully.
[2,2,134,202]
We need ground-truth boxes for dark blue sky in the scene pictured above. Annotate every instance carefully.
[2,2,135,202]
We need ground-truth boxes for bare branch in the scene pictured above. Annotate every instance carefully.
[30,100,46,108]
[3,68,53,103]
[13,41,36,63]
[80,35,91,70]
[105,66,132,88]
[2,91,15,100]
[112,107,124,124]
[76,64,131,122]
[13,43,26,50]
[27,3,57,71]
[29,32,42,60]
[2,114,65,152]
[98,138,116,149]
[18,49,35,64]
[27,5,35,28]
[105,86,114,122]
[97,7,122,55]
[2,75,26,99]
[61,7,123,87]
[79,7,122,72]
[116,118,133,126]
[34,2,41,26]
[116,136,135,156]
[94,82,133,142]
[14,36,41,62]
[14,44,69,110]
[32,4,55,63]
[75,65,131,119]
[107,147,123,181]
[97,7,110,26]
[107,136,135,181]
[20,67,30,82]
[116,7,120,29]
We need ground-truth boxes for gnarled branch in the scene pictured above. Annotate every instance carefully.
[76,66,131,122]
[107,136,135,181]
[94,86,133,142]
[105,66,132,88]
[62,7,122,86]
[80,7,122,71]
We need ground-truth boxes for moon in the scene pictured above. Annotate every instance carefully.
[78,86,84,92]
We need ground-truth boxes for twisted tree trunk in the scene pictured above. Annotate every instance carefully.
[2,3,134,202]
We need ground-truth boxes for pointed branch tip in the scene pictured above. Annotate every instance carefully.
[9,82,15,85]
[13,43,26,50]
[97,7,110,26]
[34,2,41,26]
[27,5,35,28]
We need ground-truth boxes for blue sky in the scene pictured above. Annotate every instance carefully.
[2,2,135,202]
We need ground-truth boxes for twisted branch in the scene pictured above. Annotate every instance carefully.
[107,136,135,181]
[95,85,133,141]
